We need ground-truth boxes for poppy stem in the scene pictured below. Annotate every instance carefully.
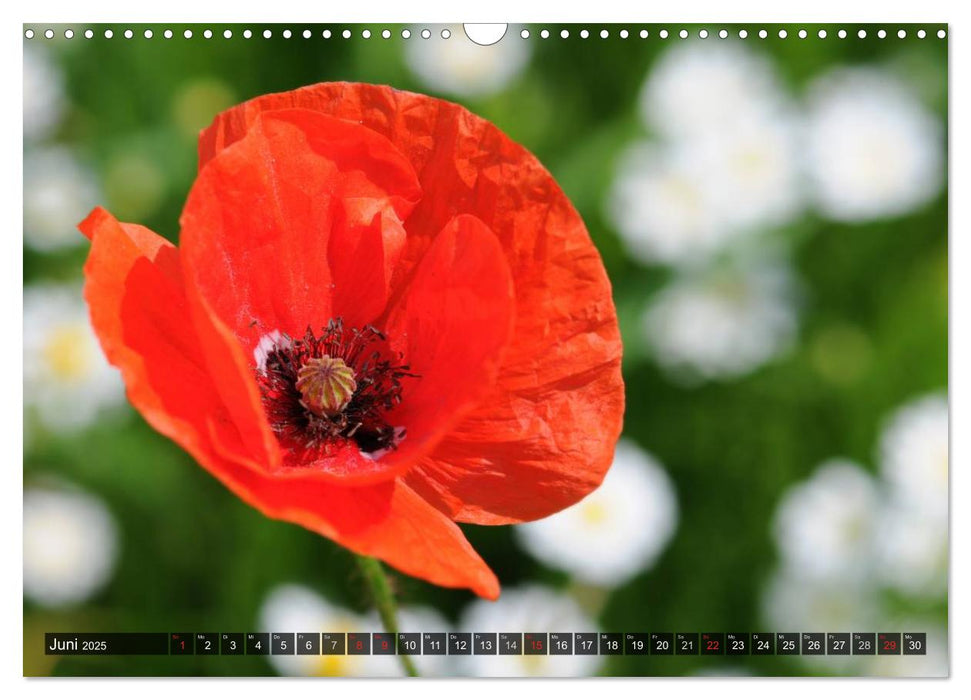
[354,554,420,677]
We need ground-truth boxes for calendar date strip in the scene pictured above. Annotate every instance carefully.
[45,632,927,656]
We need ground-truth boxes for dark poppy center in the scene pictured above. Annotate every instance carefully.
[255,319,413,463]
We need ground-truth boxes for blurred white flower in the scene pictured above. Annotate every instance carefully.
[608,142,730,266]
[24,148,100,252]
[873,501,947,598]
[874,393,948,597]
[458,586,601,677]
[639,42,786,138]
[23,486,119,607]
[23,44,66,143]
[772,460,880,582]
[258,584,366,677]
[805,67,943,222]
[516,440,678,587]
[614,42,802,269]
[405,25,529,98]
[609,116,802,268]
[361,606,453,677]
[878,393,948,520]
[762,568,882,634]
[688,116,804,234]
[23,284,125,431]
[642,258,798,381]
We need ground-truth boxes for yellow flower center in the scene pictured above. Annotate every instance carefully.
[315,654,349,677]
[580,500,608,526]
[42,325,92,381]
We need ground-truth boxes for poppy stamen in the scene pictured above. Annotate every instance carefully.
[255,319,415,463]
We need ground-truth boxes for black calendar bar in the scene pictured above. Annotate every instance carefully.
[45,633,169,655]
[44,632,927,656]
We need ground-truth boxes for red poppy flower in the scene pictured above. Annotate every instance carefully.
[79,82,624,599]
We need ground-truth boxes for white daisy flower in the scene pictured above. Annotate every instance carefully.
[805,67,943,222]
[23,44,66,143]
[258,584,367,677]
[878,393,948,520]
[639,42,786,139]
[515,440,678,587]
[24,148,100,252]
[614,43,801,269]
[608,142,730,267]
[873,500,947,598]
[687,115,804,234]
[642,258,798,381]
[873,394,948,597]
[608,116,803,269]
[772,459,881,582]
[458,586,602,677]
[405,25,530,98]
[23,284,125,431]
[23,485,119,607]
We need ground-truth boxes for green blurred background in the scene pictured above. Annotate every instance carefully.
[23,23,947,677]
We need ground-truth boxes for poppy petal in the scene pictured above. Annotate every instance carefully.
[377,213,515,472]
[79,207,239,465]
[183,285,283,469]
[181,109,423,478]
[183,108,421,357]
[268,213,514,484]
[79,208,498,599]
[205,421,500,599]
[199,84,625,524]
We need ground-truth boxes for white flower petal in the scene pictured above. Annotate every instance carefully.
[23,45,66,143]
[642,258,798,381]
[772,459,880,582]
[24,486,119,607]
[24,283,125,431]
[608,142,729,266]
[24,148,101,252]
[608,115,802,269]
[516,440,678,587]
[639,42,787,138]
[873,500,947,598]
[878,393,948,519]
[805,67,943,222]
